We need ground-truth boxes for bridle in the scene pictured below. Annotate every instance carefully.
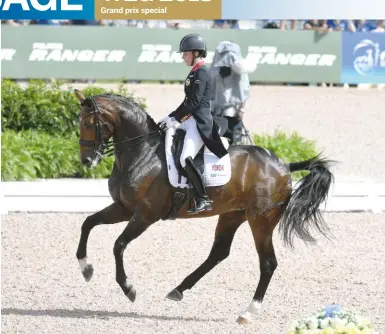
[79,96,162,162]
[79,96,110,163]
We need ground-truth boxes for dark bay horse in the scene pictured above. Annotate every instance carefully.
[74,89,334,324]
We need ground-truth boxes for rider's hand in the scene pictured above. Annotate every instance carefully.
[157,116,178,130]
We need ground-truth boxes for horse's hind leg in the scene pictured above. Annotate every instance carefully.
[236,210,281,325]
[76,202,132,282]
[166,210,247,301]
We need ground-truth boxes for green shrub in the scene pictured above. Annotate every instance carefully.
[2,128,318,181]
[1,80,318,181]
[1,79,147,136]
[1,130,114,181]
[253,129,318,179]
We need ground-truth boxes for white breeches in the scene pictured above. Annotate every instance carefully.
[179,117,204,168]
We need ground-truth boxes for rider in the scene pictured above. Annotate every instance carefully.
[158,33,228,214]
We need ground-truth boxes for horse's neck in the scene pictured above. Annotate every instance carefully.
[112,114,160,164]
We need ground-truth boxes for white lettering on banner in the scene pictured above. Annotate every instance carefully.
[318,55,336,66]
[304,54,320,66]
[61,0,81,10]
[28,43,126,62]
[246,45,337,67]
[137,44,214,63]
[136,43,334,67]
[1,0,29,10]
[0,49,16,61]
[0,0,82,10]
[101,6,123,14]
[30,0,56,11]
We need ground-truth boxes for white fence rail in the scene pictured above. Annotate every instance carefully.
[1,179,384,214]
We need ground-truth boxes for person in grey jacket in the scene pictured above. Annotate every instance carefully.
[210,41,257,144]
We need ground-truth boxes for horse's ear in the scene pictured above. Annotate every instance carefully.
[74,89,85,103]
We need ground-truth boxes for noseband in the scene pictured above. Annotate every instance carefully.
[79,96,162,160]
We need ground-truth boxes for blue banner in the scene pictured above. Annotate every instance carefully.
[0,0,94,19]
[341,32,385,84]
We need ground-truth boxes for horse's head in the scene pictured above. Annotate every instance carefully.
[75,89,115,168]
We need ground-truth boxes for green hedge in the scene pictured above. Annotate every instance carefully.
[1,130,114,181]
[1,129,316,181]
[1,79,146,136]
[1,79,318,181]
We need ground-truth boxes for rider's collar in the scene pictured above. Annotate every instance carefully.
[191,60,205,72]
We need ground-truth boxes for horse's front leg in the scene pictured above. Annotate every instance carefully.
[76,202,132,282]
[113,209,154,302]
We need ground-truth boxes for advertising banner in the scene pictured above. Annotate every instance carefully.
[1,0,384,20]
[1,26,341,83]
[341,32,385,84]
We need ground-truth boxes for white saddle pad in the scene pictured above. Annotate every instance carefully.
[164,126,232,188]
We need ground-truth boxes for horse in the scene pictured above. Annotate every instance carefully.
[74,89,335,325]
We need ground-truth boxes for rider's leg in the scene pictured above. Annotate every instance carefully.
[180,118,213,214]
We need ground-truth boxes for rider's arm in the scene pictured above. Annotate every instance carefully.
[168,101,184,118]
[169,69,209,123]
[184,69,208,115]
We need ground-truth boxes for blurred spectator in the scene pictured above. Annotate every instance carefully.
[30,20,69,25]
[354,19,384,32]
[2,18,384,33]
[326,19,356,32]
[228,20,240,29]
[2,20,28,26]
[263,20,280,29]
[280,20,297,30]
[212,20,239,29]
[303,20,329,32]
[372,20,385,32]
[213,20,226,28]
[70,20,102,25]
[101,20,130,27]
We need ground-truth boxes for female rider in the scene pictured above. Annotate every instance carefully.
[158,33,228,214]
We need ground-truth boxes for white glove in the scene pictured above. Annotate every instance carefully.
[158,116,178,129]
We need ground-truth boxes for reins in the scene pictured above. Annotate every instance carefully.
[79,96,161,158]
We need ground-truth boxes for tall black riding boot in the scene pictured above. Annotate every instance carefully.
[184,157,213,214]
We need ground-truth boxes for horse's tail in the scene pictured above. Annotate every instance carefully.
[279,154,335,248]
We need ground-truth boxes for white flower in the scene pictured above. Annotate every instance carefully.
[308,318,319,330]
[286,306,375,334]
[330,318,345,329]
[320,318,331,329]
[358,316,372,327]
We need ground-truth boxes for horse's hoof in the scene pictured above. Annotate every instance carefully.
[125,284,136,302]
[236,316,251,325]
[166,289,183,301]
[82,264,94,282]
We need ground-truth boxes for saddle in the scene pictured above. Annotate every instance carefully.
[162,124,232,220]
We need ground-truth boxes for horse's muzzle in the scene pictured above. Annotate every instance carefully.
[82,156,93,167]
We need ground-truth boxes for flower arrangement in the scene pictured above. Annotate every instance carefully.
[286,304,376,334]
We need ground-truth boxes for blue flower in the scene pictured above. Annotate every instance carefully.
[324,304,341,318]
